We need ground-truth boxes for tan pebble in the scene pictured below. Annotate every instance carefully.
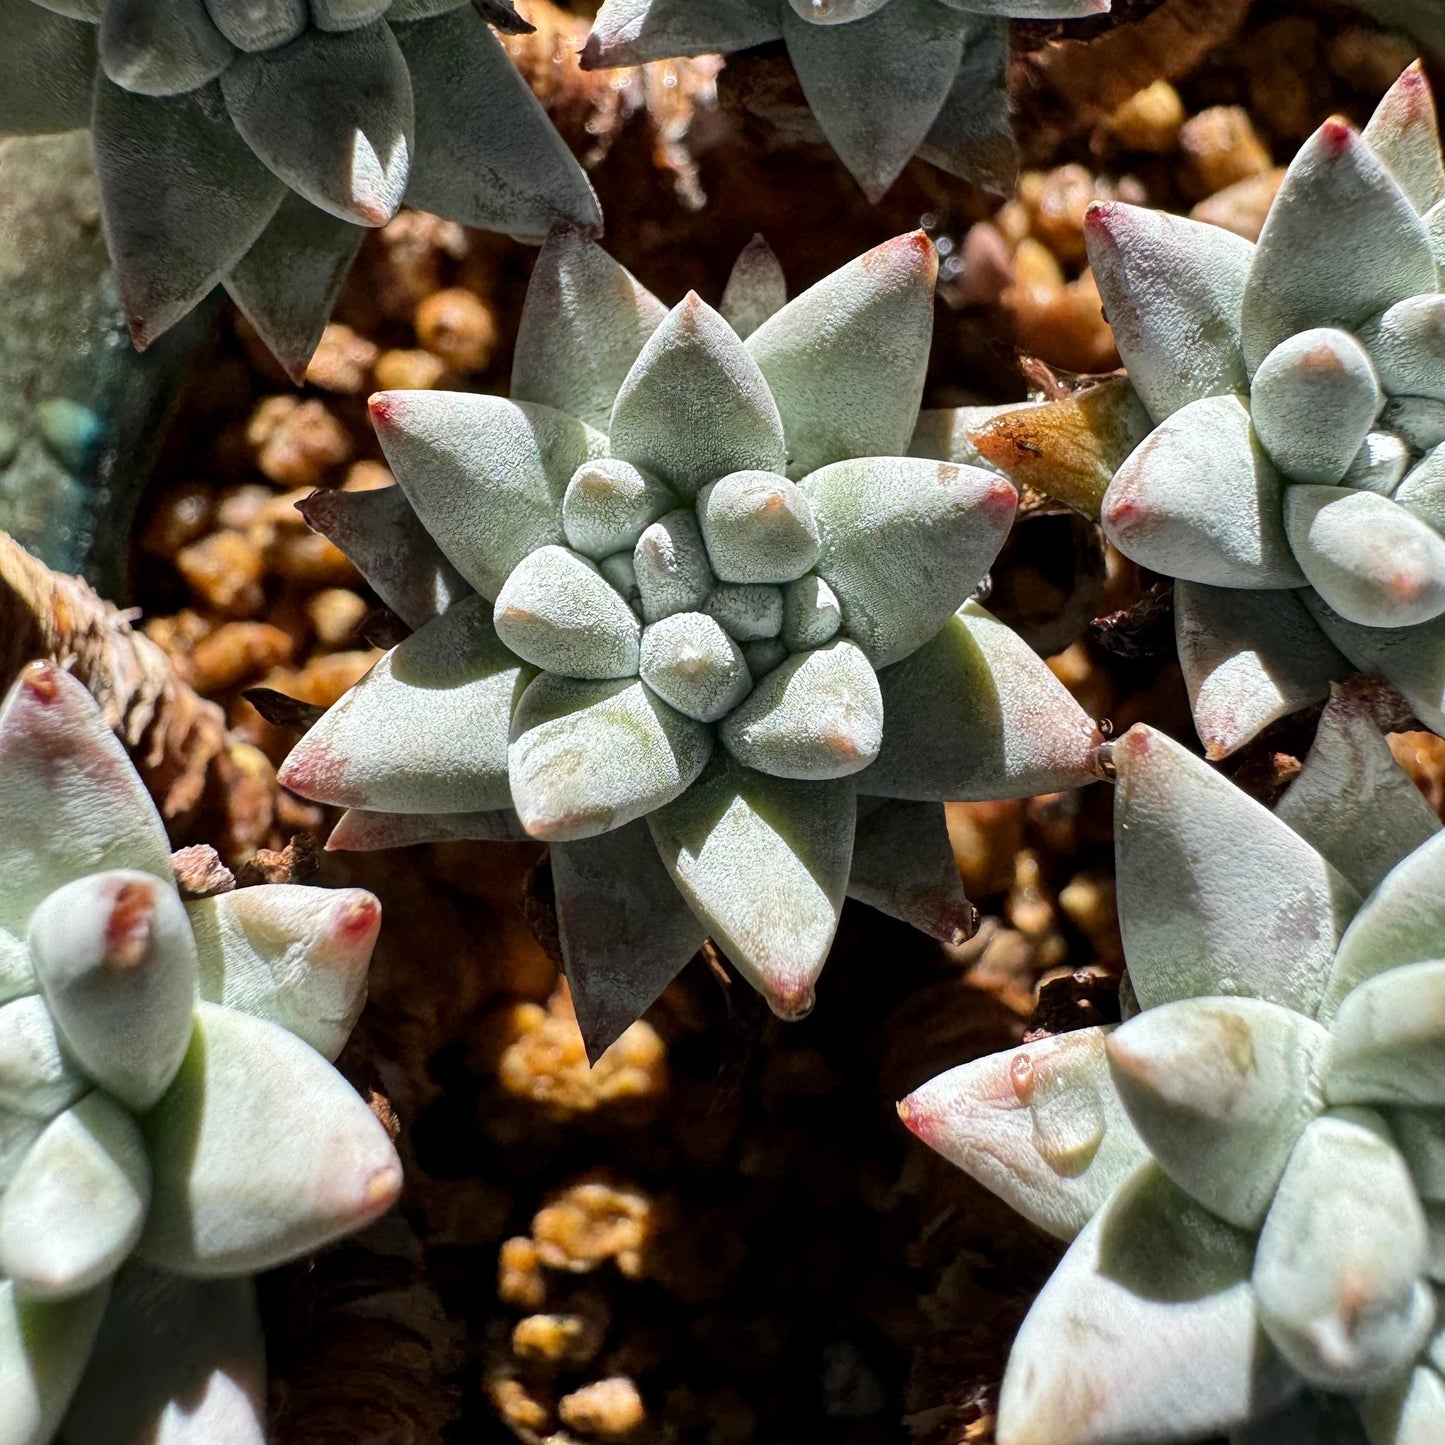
[283,649,382,708]
[176,531,266,617]
[513,1312,605,1368]
[265,530,359,586]
[487,1376,553,1435]
[140,482,213,558]
[304,323,379,394]
[189,621,294,694]
[946,799,1024,900]
[415,288,498,373]
[558,1378,646,1439]
[142,609,213,678]
[951,222,1015,308]
[532,1178,653,1277]
[1327,26,1417,93]
[994,198,1030,247]
[373,347,447,391]
[1005,269,1118,376]
[1025,164,1098,266]
[1011,237,1064,291]
[343,459,394,492]
[1190,168,1285,243]
[244,395,297,451]
[307,588,369,646]
[214,484,276,533]
[499,1236,549,1311]
[254,398,353,488]
[255,487,316,532]
[1178,106,1272,199]
[374,211,470,318]
[1106,79,1184,153]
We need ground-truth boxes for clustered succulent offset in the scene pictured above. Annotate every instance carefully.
[0,0,600,377]
[275,227,1103,1056]
[903,690,1445,1445]
[0,662,400,1443]
[581,0,1110,201]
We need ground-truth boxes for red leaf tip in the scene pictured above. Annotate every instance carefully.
[1319,116,1355,156]
[766,980,816,1022]
[333,893,382,951]
[19,660,62,704]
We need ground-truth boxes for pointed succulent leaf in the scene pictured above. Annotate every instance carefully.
[551,822,707,1063]
[1395,448,1445,533]
[279,595,529,813]
[610,293,786,498]
[0,930,30,1010]
[188,885,379,1061]
[861,602,1102,801]
[1112,724,1359,1014]
[0,997,88,1121]
[1346,431,1413,494]
[397,9,601,242]
[562,458,675,561]
[1383,396,1445,451]
[1327,959,1445,1107]
[781,574,842,651]
[599,552,638,603]
[781,0,965,201]
[1276,687,1440,896]
[0,5,96,135]
[1429,199,1445,272]
[0,1280,108,1445]
[1361,1366,1445,1445]
[634,510,714,624]
[1083,202,1253,424]
[1106,997,1330,1229]
[310,0,391,29]
[223,191,365,383]
[899,1028,1149,1241]
[0,1113,47,1192]
[786,0,890,21]
[847,798,972,944]
[648,753,854,1019]
[914,15,1016,195]
[297,482,470,631]
[1361,295,1445,402]
[996,1163,1293,1445]
[934,0,1110,12]
[1241,117,1436,374]
[719,640,883,780]
[638,613,752,724]
[60,1263,266,1445]
[511,230,666,431]
[28,872,197,1112]
[697,471,820,585]
[1101,394,1305,588]
[140,1002,401,1275]
[580,0,783,69]
[748,232,936,478]
[204,0,307,50]
[803,457,1016,667]
[721,235,788,340]
[744,638,788,677]
[1362,61,1445,215]
[493,546,643,680]
[1254,1110,1433,1390]
[703,584,783,641]
[1395,1110,1445,1201]
[327,807,528,850]
[99,0,233,96]
[508,675,712,841]
[1285,485,1445,628]
[369,390,606,600]
[0,1095,150,1299]
[93,79,286,348]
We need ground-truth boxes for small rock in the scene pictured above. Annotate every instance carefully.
[1178,106,1272,200]
[1105,79,1185,153]
[374,348,447,391]
[190,620,295,693]
[558,1378,647,1439]
[304,323,379,394]
[414,287,498,373]
[307,588,369,646]
[176,531,266,618]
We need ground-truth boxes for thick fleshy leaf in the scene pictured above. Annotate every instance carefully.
[204,0,307,50]
[508,675,713,841]
[311,0,390,28]
[697,471,820,585]
[1240,117,1436,374]
[719,639,883,780]
[634,510,715,624]
[747,232,936,478]
[1083,202,1254,424]
[93,79,286,347]
[562,458,675,561]
[61,1264,266,1445]
[1361,1366,1445,1445]
[1346,431,1413,494]
[327,806,528,850]
[720,235,788,341]
[0,997,87,1121]
[297,482,470,631]
[397,9,601,242]
[0,1280,108,1445]
[782,0,965,201]
[493,546,642,680]
[511,230,666,431]
[934,0,1109,12]
[1361,295,1445,402]
[139,1002,401,1275]
[1383,396,1445,452]
[28,872,197,1112]
[1275,687,1441,896]
[580,0,783,68]
[1101,394,1305,588]
[279,595,530,813]
[1111,724,1359,1015]
[370,390,606,600]
[803,457,1015,666]
[188,884,379,1061]
[0,1113,46,1191]
[1394,1110,1445,1201]
[648,753,854,1018]
[996,1163,1293,1445]
[1107,997,1329,1229]
[1327,959,1445,1107]
[1396,448,1445,533]
[1429,199,1445,273]
[221,21,412,226]
[780,574,842,651]
[0,5,96,135]
[1362,62,1445,215]
[847,798,972,944]
[99,0,233,96]
[914,16,1016,194]
[1233,1393,1374,1445]
[223,191,366,382]
[910,402,1029,470]
[1175,581,1351,760]
[899,1027,1148,1241]
[1254,1110,1433,1390]
[638,612,752,724]
[860,602,1102,801]
[551,822,707,1062]
[610,294,786,498]
[0,931,30,1011]
[703,583,783,641]
[0,1095,150,1299]
[786,0,890,21]
[743,638,788,678]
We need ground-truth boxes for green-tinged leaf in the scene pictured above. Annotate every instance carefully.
[0,996,87,1121]
[327,806,528,850]
[1101,394,1305,588]
[1107,997,1329,1229]
[28,872,197,1112]
[780,574,842,651]
[1396,449,1445,533]
[861,602,1102,801]
[580,0,783,68]
[311,0,391,29]
[203,0,306,51]
[703,583,782,641]
[720,235,787,340]
[848,798,972,944]
[1234,1394,1374,1445]
[1394,1109,1445,1200]
[610,293,786,498]
[648,753,854,1018]
[0,932,29,1011]
[1241,117,1436,374]
[278,596,530,813]
[0,1095,149,1299]
[370,390,606,600]
[551,822,706,1063]
[0,5,96,135]
[638,612,752,724]
[0,1279,108,1445]
[99,0,232,96]
[1327,958,1445,1107]
[1255,1110,1433,1390]
[748,231,936,478]
[0,1113,47,1192]
[1346,432,1412,494]
[786,0,890,21]
[1361,295,1445,402]
[1111,723,1359,1015]
[1083,201,1253,424]
[697,471,820,585]
[899,1028,1148,1241]
[188,884,379,1062]
[914,16,1017,194]
[140,1002,401,1275]
[562,458,675,561]
[634,510,714,625]
[1362,1366,1445,1445]
[1362,61,1445,215]
[508,675,712,841]
[1383,396,1445,451]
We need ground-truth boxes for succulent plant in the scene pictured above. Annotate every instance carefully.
[901,688,1445,1445]
[580,0,1110,201]
[274,227,1102,1057]
[0,0,601,378]
[0,660,399,1444]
